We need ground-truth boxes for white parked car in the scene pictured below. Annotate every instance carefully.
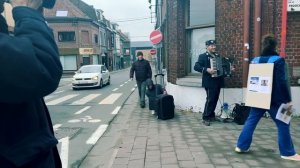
[72,65,110,90]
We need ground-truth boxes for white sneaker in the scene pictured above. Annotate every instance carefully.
[151,110,155,115]
[281,154,300,161]
[235,147,249,153]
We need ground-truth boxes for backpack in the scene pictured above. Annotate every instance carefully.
[232,103,250,125]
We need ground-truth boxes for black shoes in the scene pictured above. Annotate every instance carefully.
[140,101,145,108]
[202,120,210,126]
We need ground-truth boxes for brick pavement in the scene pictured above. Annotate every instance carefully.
[81,90,300,168]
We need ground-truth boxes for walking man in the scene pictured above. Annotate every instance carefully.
[130,51,152,108]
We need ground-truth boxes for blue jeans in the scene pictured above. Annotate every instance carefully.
[236,105,296,156]
[137,80,146,105]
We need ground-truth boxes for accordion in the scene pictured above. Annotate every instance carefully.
[209,54,232,78]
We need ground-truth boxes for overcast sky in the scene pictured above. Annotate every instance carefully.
[82,0,156,42]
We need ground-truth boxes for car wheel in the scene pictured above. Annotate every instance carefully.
[107,76,110,85]
[99,79,103,88]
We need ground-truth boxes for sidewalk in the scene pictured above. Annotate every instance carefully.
[80,89,300,168]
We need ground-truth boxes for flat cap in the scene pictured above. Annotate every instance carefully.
[205,40,216,46]
[43,0,56,9]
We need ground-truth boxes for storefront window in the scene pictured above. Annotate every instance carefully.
[189,0,215,27]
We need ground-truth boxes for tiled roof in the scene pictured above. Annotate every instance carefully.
[69,0,98,21]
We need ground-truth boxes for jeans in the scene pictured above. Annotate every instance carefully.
[236,105,295,156]
[137,80,146,105]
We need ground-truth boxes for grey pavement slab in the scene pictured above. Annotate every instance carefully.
[80,89,300,168]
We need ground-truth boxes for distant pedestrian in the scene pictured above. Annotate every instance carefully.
[130,51,152,108]
[0,0,62,167]
[235,34,300,161]
[146,78,166,114]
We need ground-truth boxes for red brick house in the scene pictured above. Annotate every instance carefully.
[153,0,300,113]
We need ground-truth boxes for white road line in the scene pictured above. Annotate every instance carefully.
[86,124,108,145]
[53,124,62,131]
[59,137,69,168]
[45,95,55,100]
[124,81,128,84]
[111,106,121,115]
[46,94,79,105]
[131,88,135,92]
[99,93,122,104]
[120,84,124,87]
[54,90,64,94]
[70,94,100,105]
[112,88,119,92]
[74,106,91,115]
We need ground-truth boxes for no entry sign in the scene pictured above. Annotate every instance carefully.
[150,49,157,55]
[149,30,163,45]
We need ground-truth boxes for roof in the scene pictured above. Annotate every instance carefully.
[69,0,98,21]
[131,41,153,48]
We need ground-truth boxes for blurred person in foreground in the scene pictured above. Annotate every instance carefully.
[130,51,152,108]
[235,34,300,161]
[0,0,62,167]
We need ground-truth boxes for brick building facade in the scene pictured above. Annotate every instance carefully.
[154,0,300,112]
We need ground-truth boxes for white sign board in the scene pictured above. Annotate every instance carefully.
[288,0,300,12]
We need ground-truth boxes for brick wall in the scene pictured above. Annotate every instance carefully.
[166,0,186,84]
[163,0,300,86]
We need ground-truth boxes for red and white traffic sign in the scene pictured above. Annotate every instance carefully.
[149,30,163,44]
[150,49,157,55]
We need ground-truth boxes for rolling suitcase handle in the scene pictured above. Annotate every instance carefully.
[154,73,165,96]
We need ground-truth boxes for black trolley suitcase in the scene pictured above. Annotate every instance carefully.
[154,74,175,120]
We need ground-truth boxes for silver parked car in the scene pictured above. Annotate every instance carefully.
[72,65,110,90]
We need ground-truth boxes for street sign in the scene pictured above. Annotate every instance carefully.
[149,30,163,44]
[150,49,157,55]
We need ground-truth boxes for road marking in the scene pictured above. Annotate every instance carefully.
[70,94,100,105]
[131,88,135,92]
[45,95,55,100]
[86,124,108,145]
[59,137,69,168]
[124,81,128,84]
[54,90,65,94]
[53,124,62,131]
[99,93,122,104]
[120,84,124,87]
[74,106,91,115]
[112,88,119,92]
[68,116,101,123]
[46,94,78,105]
[111,106,121,115]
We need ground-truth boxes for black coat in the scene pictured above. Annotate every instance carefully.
[130,59,152,82]
[0,7,62,167]
[196,52,224,88]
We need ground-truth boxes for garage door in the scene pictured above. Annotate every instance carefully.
[60,55,77,70]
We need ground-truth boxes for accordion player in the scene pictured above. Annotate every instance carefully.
[209,53,232,78]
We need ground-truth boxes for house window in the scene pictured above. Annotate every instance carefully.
[94,34,99,44]
[189,0,215,27]
[58,32,76,42]
[81,31,90,44]
[187,0,215,73]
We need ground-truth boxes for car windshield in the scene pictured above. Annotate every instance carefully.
[79,66,101,73]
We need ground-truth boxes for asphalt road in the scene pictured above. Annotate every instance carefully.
[47,68,136,168]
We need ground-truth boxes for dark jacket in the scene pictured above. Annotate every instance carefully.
[195,52,224,88]
[146,79,164,110]
[254,52,291,107]
[0,7,62,167]
[130,59,152,82]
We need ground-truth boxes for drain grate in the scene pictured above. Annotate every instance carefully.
[55,127,81,140]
